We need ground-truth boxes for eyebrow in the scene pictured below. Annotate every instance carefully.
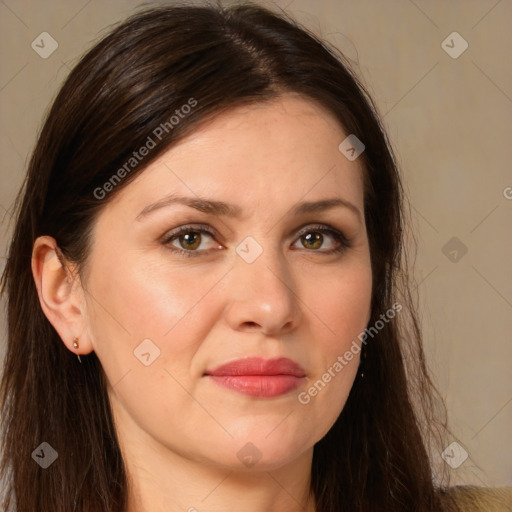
[136,194,362,223]
[136,194,243,220]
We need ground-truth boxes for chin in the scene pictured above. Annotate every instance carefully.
[227,435,311,472]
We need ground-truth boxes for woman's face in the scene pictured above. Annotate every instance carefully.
[82,94,372,471]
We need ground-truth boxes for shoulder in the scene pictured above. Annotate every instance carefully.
[442,485,512,511]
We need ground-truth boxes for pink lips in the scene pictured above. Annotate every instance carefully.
[205,357,306,398]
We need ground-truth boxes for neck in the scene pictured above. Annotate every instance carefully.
[110,395,317,512]
[124,441,317,512]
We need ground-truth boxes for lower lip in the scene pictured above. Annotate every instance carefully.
[207,375,304,397]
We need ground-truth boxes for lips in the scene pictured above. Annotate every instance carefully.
[205,357,306,398]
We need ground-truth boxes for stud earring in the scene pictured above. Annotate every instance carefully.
[359,343,367,378]
[72,337,82,364]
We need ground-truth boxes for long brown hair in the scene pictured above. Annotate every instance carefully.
[1,3,459,511]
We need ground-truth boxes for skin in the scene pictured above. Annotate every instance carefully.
[32,94,373,512]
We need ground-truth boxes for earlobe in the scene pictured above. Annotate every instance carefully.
[31,236,93,356]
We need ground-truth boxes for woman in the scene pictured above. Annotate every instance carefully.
[0,3,509,511]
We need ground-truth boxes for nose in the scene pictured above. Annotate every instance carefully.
[223,247,302,336]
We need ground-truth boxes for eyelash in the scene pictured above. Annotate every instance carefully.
[162,223,352,258]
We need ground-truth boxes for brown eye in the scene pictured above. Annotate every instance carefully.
[178,232,202,250]
[292,225,351,254]
[163,224,221,256]
[300,232,323,250]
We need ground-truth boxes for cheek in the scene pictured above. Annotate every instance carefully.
[294,259,371,432]
[88,248,219,338]
[305,258,372,348]
[84,254,227,439]
[84,247,230,389]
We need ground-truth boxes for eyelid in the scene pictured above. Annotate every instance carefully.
[293,222,349,241]
[161,223,218,243]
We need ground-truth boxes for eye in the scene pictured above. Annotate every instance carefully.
[162,223,351,258]
[162,224,222,257]
[292,224,351,254]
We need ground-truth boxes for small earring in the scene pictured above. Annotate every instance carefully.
[72,337,82,364]
[359,343,367,378]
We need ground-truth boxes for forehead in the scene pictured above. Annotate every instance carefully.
[105,93,365,219]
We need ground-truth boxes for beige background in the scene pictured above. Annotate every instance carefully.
[0,0,510,487]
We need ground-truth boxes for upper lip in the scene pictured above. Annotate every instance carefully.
[205,357,306,377]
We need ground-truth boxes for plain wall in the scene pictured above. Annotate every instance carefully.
[1,0,511,487]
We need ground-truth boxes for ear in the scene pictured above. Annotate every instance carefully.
[31,235,93,356]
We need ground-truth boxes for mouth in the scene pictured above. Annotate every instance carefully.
[204,357,306,398]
